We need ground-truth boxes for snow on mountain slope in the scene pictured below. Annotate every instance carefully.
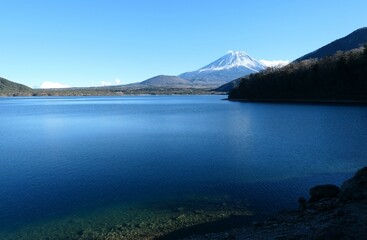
[179,51,271,86]
[259,59,289,68]
[198,51,266,72]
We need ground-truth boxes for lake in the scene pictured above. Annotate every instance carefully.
[0,95,366,239]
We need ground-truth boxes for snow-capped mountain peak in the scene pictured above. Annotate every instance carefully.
[178,50,288,86]
[198,50,266,72]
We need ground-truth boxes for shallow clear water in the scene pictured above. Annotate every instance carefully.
[0,95,367,237]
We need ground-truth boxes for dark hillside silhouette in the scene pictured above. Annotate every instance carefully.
[229,46,367,101]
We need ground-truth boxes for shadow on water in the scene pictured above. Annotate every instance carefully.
[154,215,258,240]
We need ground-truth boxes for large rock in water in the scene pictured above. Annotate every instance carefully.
[308,184,340,203]
[340,167,367,201]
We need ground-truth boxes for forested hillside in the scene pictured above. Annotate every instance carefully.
[295,27,367,62]
[229,46,367,101]
[0,77,32,95]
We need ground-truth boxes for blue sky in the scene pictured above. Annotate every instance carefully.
[0,0,366,88]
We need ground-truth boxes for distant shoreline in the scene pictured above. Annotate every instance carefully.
[0,90,226,97]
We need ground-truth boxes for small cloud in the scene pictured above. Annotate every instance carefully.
[259,60,290,68]
[100,78,122,86]
[100,81,111,86]
[39,81,71,89]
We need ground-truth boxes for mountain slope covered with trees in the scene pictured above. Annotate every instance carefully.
[295,27,367,62]
[229,46,367,101]
[0,77,32,95]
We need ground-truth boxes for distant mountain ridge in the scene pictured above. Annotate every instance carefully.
[214,78,242,92]
[126,75,193,88]
[295,27,367,61]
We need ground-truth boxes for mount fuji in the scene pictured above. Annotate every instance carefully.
[179,51,287,86]
[122,51,288,89]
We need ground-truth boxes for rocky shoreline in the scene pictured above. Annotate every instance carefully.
[182,167,367,240]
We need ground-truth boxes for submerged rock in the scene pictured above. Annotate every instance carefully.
[183,166,367,240]
[312,226,344,240]
[298,197,307,211]
[308,184,340,203]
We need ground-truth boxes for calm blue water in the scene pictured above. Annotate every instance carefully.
[1,95,367,230]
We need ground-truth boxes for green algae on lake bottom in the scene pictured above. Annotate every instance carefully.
[0,195,252,240]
